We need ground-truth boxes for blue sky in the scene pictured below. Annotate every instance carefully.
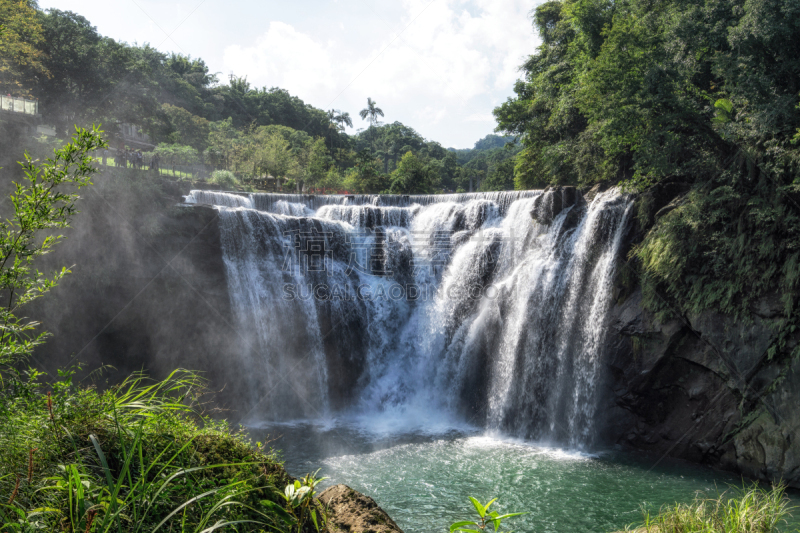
[38,1,543,148]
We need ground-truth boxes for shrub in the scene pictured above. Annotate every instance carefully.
[209,170,239,189]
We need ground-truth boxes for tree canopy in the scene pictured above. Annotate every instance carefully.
[494,0,800,191]
[0,0,47,96]
[1,3,522,195]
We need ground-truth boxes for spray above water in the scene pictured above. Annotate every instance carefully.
[185,188,632,448]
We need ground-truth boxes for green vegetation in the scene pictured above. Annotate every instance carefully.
[1,2,523,195]
[0,131,309,532]
[0,368,293,532]
[0,126,106,367]
[629,484,796,533]
[449,497,526,532]
[450,135,521,193]
[494,0,800,356]
[495,0,800,191]
[209,170,241,190]
[279,471,327,533]
[0,0,46,96]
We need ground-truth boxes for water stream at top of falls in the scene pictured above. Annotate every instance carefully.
[185,189,633,449]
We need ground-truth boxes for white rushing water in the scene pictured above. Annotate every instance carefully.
[186,189,632,448]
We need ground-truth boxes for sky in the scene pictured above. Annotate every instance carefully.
[37,0,543,149]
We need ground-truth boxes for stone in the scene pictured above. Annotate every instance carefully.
[318,484,404,533]
[530,186,585,225]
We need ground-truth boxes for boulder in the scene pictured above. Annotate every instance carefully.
[318,484,404,533]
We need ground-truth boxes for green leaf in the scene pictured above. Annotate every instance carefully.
[451,522,479,532]
[714,98,733,114]
[258,500,295,525]
[469,496,486,518]
[495,512,529,520]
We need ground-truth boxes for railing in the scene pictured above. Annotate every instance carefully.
[0,95,39,116]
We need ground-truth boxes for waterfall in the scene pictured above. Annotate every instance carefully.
[185,190,541,215]
[200,188,632,447]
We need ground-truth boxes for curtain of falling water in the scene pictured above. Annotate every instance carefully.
[186,189,632,448]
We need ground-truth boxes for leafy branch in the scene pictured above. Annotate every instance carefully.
[0,125,107,369]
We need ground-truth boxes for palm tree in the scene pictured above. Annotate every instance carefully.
[326,109,338,150]
[359,98,384,128]
[335,111,353,131]
[359,98,384,150]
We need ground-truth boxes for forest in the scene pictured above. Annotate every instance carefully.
[0,0,517,194]
[493,0,800,339]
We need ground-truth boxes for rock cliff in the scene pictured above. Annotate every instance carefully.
[28,172,247,411]
[596,179,800,487]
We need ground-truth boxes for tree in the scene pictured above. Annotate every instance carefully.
[37,9,106,135]
[306,137,332,191]
[160,103,211,151]
[325,109,338,151]
[287,130,313,192]
[359,97,384,150]
[478,158,515,192]
[389,151,438,194]
[253,129,293,190]
[359,98,384,128]
[151,142,200,176]
[334,110,353,131]
[0,126,106,368]
[205,117,240,170]
[343,149,385,193]
[0,0,48,96]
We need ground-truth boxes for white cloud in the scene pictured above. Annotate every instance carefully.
[221,0,540,148]
[465,113,496,123]
[223,22,341,99]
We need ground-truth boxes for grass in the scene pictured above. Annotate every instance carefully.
[0,367,297,532]
[627,484,798,533]
[102,158,201,180]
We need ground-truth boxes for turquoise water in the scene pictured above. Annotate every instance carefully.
[247,421,800,533]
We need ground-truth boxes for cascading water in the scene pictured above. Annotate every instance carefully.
[186,188,632,448]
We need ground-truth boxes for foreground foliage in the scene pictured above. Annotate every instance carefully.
[0,368,294,532]
[631,484,796,533]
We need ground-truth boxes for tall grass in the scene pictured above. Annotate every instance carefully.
[632,484,797,533]
[0,368,294,532]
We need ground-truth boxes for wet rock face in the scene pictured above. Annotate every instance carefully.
[27,186,246,413]
[318,484,404,533]
[530,186,584,225]
[601,289,800,487]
